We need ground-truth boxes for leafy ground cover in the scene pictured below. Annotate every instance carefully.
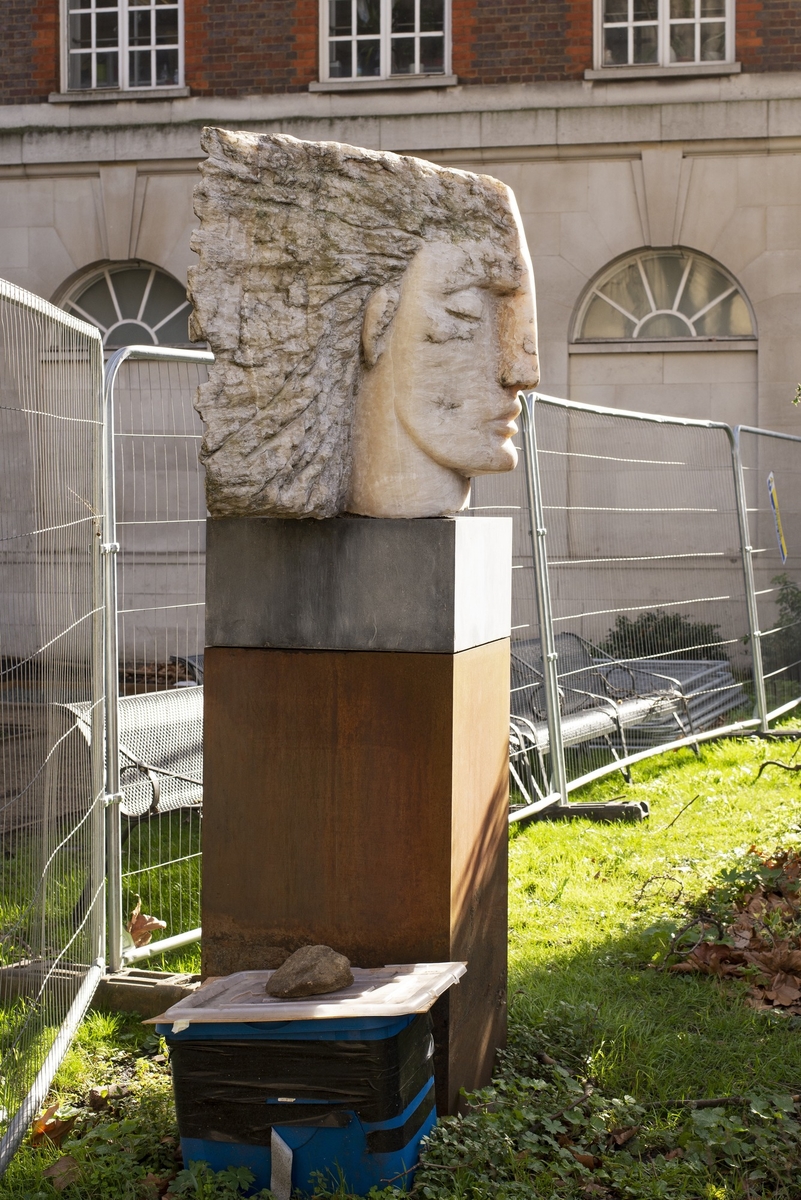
[4,732,801,1198]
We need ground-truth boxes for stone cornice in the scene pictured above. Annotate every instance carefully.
[2,73,801,166]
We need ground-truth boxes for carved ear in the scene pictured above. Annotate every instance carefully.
[362,285,400,368]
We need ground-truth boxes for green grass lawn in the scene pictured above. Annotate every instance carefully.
[4,732,801,1198]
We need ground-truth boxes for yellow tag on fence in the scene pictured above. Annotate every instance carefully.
[767,471,788,565]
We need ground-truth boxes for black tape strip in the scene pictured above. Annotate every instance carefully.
[365,1083,435,1155]
[170,1013,434,1141]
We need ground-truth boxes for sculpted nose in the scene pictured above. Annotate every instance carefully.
[498,280,540,391]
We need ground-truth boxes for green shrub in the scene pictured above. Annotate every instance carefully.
[600,610,728,662]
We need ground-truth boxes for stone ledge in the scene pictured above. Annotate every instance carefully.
[309,74,457,92]
[48,87,191,104]
[585,63,741,82]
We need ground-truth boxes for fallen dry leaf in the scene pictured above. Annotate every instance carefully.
[42,1155,81,1191]
[31,1104,78,1149]
[571,1150,601,1169]
[126,895,167,948]
[664,1147,684,1161]
[610,1125,639,1146]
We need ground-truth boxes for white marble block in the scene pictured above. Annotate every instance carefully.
[189,129,539,519]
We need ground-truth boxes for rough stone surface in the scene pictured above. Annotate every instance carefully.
[265,944,354,998]
[188,129,538,519]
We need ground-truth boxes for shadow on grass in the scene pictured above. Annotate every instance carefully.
[509,919,801,1106]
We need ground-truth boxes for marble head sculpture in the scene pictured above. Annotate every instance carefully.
[189,128,539,519]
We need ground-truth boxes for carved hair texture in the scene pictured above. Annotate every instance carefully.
[189,128,525,518]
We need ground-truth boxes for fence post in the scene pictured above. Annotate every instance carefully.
[520,392,568,808]
[730,426,769,733]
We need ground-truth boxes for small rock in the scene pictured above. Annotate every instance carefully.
[266,945,354,998]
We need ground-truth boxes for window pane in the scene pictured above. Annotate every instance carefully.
[129,11,150,46]
[69,53,92,89]
[130,49,151,85]
[156,307,192,345]
[638,312,691,338]
[678,259,731,318]
[604,26,628,64]
[420,35,444,72]
[643,253,690,311]
[604,0,627,20]
[420,0,444,32]
[599,262,650,320]
[670,0,694,16]
[694,292,753,338]
[71,0,93,9]
[112,268,152,319]
[700,21,725,60]
[96,11,119,46]
[69,12,92,49]
[356,38,380,75]
[155,47,178,83]
[155,9,178,43]
[581,295,636,339]
[633,0,657,20]
[670,22,694,61]
[329,40,352,77]
[392,0,415,33]
[95,50,118,86]
[329,0,352,36]
[70,276,116,326]
[701,0,725,13]
[141,272,188,327]
[391,36,415,73]
[356,0,380,35]
[633,24,657,62]
[107,322,156,349]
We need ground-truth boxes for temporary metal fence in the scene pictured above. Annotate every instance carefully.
[0,281,105,1170]
[104,348,212,974]
[736,427,801,723]
[473,393,801,821]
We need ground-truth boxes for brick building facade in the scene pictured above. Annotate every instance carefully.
[3,1,801,104]
[0,2,800,433]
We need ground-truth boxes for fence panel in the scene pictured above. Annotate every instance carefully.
[527,395,758,795]
[0,280,104,1169]
[737,426,801,723]
[108,354,211,969]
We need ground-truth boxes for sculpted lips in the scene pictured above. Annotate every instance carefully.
[488,398,522,436]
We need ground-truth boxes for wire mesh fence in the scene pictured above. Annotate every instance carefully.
[107,354,210,970]
[0,280,105,1169]
[474,393,801,818]
[737,426,801,723]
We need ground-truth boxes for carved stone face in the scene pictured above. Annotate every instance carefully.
[346,238,539,519]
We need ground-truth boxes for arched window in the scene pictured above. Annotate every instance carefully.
[60,262,192,348]
[574,249,755,343]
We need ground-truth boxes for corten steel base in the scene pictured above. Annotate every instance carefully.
[202,640,510,1115]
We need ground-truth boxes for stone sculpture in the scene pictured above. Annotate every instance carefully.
[189,128,539,519]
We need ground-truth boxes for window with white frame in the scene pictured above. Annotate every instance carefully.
[65,0,183,91]
[596,0,733,69]
[323,0,449,81]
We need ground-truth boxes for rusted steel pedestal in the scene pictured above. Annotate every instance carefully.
[202,516,511,1115]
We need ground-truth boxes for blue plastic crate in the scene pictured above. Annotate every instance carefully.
[157,1012,436,1196]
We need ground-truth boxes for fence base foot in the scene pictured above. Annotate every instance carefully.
[529,800,650,824]
[92,969,201,1019]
